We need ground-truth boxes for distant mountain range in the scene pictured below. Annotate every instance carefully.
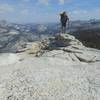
[0,19,100,52]
[0,19,100,35]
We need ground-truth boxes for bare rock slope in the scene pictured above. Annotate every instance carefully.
[0,33,100,100]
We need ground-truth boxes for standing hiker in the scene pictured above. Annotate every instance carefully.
[60,11,69,33]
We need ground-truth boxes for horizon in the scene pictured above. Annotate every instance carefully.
[0,0,100,23]
[1,19,100,24]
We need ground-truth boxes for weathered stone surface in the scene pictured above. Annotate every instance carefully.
[61,46,83,53]
[25,42,41,54]
[75,53,96,62]
[42,50,80,62]
[55,34,83,46]
[0,57,100,100]
[16,33,100,63]
[0,53,20,66]
[42,33,83,51]
[68,53,80,62]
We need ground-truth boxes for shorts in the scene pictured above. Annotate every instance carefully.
[61,23,66,27]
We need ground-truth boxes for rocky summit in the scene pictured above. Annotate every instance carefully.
[0,33,100,100]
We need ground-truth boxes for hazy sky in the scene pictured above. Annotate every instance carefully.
[0,0,100,23]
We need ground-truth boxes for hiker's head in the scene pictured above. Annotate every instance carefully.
[60,11,66,16]
[63,11,66,15]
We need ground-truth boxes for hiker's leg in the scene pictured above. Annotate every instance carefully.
[62,23,66,33]
[63,25,66,33]
[61,26,63,33]
[61,25,63,33]
[63,27,65,33]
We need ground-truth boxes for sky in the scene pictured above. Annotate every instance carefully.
[0,0,100,23]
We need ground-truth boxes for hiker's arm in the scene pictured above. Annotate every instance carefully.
[65,16,69,22]
[67,16,69,20]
